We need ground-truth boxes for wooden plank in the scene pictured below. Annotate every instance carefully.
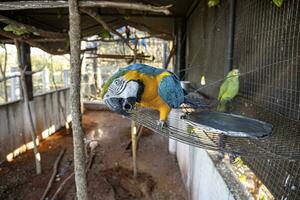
[0,1,172,15]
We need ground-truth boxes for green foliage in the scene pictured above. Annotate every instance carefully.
[31,55,66,71]
[3,24,29,36]
[208,0,220,7]
[233,156,244,166]
[259,195,266,200]
[273,0,283,7]
[238,174,247,183]
[187,124,196,134]
[98,30,112,39]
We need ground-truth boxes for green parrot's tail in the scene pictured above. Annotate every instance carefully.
[217,101,226,112]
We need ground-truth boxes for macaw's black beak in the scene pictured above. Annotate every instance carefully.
[122,97,137,111]
[104,97,137,116]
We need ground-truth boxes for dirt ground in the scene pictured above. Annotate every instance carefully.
[0,111,187,200]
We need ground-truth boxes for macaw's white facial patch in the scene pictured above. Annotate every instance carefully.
[104,77,139,100]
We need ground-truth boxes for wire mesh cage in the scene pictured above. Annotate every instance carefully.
[131,0,300,199]
[232,0,300,199]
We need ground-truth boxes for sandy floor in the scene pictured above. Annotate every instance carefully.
[0,110,187,200]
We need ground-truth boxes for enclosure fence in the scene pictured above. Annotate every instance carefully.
[130,0,300,199]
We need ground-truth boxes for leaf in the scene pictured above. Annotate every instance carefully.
[238,175,247,183]
[3,24,29,36]
[273,0,283,7]
[208,0,220,7]
[98,30,111,39]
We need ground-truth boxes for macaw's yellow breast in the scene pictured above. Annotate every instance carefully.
[123,70,171,112]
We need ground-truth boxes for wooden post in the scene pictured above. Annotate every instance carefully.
[15,40,42,175]
[174,17,186,80]
[0,44,8,102]
[68,0,88,199]
[92,44,98,92]
[131,120,138,177]
[19,42,33,100]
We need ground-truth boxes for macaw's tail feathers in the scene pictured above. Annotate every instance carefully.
[183,92,210,109]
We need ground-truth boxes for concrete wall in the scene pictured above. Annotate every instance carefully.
[170,137,253,200]
[168,109,249,200]
[0,88,70,162]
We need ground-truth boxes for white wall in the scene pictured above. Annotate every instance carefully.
[0,88,70,162]
[170,140,236,200]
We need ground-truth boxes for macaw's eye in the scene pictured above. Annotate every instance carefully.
[115,80,121,85]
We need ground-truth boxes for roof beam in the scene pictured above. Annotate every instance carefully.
[0,29,67,55]
[0,1,172,15]
[0,15,68,38]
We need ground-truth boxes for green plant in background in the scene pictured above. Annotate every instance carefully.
[208,0,220,7]
[187,124,196,135]
[208,0,283,8]
[273,0,283,7]
[98,30,112,39]
[3,24,29,36]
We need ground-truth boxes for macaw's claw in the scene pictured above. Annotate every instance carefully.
[157,120,167,129]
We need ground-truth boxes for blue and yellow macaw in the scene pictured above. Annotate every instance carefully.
[101,64,207,127]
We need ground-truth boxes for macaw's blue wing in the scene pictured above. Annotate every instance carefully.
[158,74,185,108]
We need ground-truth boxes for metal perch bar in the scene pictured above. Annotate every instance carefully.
[127,108,300,160]
[131,120,138,177]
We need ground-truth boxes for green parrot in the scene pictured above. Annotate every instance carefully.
[217,69,240,111]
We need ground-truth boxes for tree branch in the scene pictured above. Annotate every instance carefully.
[124,19,173,40]
[80,7,134,51]
[0,1,172,15]
[0,14,68,38]
[83,33,167,43]
[164,44,175,69]
[86,53,153,60]
[0,65,47,83]
[41,149,65,200]
[0,74,20,83]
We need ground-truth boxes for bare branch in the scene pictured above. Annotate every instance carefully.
[0,29,67,55]
[164,44,175,69]
[50,172,74,200]
[0,66,47,83]
[0,15,68,38]
[80,8,134,51]
[86,53,154,61]
[0,74,20,83]
[123,19,173,40]
[0,1,172,15]
[41,149,65,200]
[83,33,167,43]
